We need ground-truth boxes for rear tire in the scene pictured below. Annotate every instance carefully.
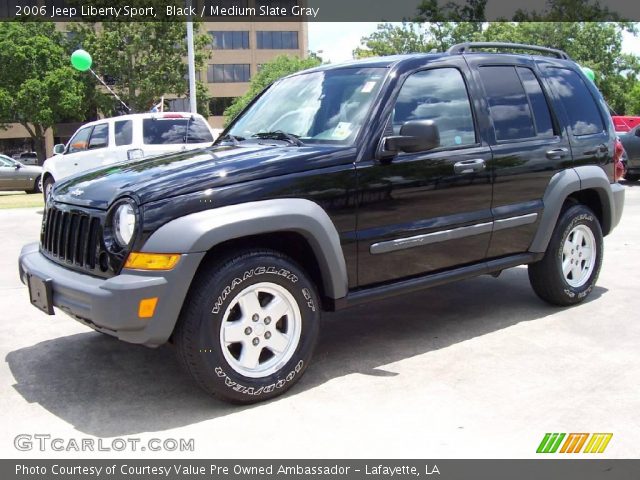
[528,204,603,306]
[25,175,42,194]
[174,249,320,404]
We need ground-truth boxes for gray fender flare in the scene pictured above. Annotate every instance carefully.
[141,199,348,299]
[529,165,619,253]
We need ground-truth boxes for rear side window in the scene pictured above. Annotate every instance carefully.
[142,118,213,144]
[88,123,109,149]
[516,67,555,138]
[545,67,604,136]
[479,66,535,141]
[114,120,133,146]
[393,68,476,148]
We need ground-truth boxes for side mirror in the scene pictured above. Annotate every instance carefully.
[383,120,440,155]
[53,144,65,155]
[14,163,21,170]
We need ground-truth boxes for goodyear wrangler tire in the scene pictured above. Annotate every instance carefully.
[528,204,603,306]
[174,249,320,404]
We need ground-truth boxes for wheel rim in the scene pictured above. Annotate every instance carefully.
[218,282,302,378]
[45,182,53,199]
[562,224,596,288]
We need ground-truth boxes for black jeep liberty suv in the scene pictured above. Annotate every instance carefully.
[19,43,625,403]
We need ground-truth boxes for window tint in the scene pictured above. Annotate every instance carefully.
[67,126,93,153]
[143,118,213,145]
[479,66,535,141]
[393,68,476,148]
[257,31,298,49]
[517,67,555,137]
[546,67,604,136]
[209,97,236,116]
[209,31,249,49]
[114,120,133,146]
[208,64,250,83]
[88,124,109,149]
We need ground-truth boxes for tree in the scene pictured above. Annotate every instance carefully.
[627,83,640,115]
[223,55,322,125]
[0,22,84,162]
[69,21,211,115]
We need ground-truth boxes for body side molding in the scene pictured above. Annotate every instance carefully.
[141,199,349,299]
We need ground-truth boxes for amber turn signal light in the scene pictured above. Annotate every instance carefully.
[138,297,158,319]
[125,252,180,271]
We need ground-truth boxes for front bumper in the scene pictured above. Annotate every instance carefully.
[19,243,205,346]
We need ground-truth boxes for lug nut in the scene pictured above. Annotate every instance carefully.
[252,314,259,322]
[265,331,272,339]
[244,327,252,335]
[264,316,271,325]
[252,338,260,346]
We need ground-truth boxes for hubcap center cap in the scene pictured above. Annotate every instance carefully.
[253,324,266,336]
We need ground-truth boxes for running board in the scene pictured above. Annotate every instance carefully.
[332,253,543,310]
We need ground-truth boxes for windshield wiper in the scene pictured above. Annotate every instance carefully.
[251,131,304,146]
[217,134,245,146]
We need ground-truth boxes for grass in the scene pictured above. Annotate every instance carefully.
[0,191,44,209]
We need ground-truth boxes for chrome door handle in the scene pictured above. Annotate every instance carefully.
[546,148,569,160]
[454,158,486,174]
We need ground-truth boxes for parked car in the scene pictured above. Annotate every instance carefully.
[20,43,624,404]
[12,151,39,166]
[612,115,640,133]
[0,154,42,193]
[619,125,640,181]
[42,112,216,199]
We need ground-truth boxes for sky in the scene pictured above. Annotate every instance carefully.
[309,23,640,64]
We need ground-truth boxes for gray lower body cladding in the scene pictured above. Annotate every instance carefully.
[18,243,205,346]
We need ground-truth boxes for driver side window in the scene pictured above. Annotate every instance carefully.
[67,126,93,154]
[393,68,476,148]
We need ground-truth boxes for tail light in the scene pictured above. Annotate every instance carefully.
[614,138,625,182]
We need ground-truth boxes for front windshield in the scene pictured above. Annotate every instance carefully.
[227,67,387,145]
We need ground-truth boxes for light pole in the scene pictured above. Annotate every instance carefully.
[186,0,197,113]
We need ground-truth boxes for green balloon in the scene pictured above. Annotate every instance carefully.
[71,49,92,72]
[582,66,596,82]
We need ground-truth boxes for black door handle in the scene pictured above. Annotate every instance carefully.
[454,159,486,174]
[546,148,569,160]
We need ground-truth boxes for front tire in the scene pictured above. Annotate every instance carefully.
[42,176,54,201]
[174,249,320,404]
[528,204,603,306]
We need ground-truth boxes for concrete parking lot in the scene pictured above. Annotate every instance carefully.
[1,184,639,459]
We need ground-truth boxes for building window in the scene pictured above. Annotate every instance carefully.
[209,31,249,50]
[257,31,299,50]
[168,98,190,112]
[209,97,237,116]
[208,64,250,83]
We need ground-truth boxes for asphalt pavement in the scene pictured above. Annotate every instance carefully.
[1,184,639,459]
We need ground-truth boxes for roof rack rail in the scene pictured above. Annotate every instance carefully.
[447,42,571,60]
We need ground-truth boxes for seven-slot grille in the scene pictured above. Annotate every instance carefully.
[40,205,102,271]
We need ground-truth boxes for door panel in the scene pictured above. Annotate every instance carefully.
[356,147,493,286]
[466,58,572,258]
[356,64,493,287]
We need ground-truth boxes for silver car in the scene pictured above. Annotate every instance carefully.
[0,154,42,193]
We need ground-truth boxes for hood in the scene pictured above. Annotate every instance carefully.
[53,143,354,209]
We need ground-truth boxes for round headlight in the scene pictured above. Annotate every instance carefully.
[114,202,136,247]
